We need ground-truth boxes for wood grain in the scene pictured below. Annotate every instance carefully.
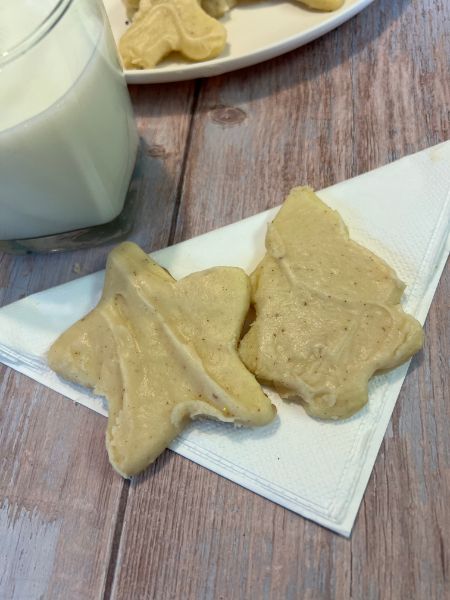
[0,82,196,599]
[1,0,449,598]
[110,455,351,599]
[0,369,122,600]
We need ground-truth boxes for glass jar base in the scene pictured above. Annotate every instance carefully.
[0,184,138,255]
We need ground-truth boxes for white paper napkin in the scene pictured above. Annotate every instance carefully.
[0,142,449,536]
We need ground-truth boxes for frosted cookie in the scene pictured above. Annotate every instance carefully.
[298,0,344,10]
[48,242,275,477]
[119,0,227,69]
[201,0,237,18]
[239,187,424,420]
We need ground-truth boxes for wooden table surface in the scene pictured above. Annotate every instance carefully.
[1,1,449,598]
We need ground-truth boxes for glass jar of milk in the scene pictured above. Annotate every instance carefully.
[0,0,138,253]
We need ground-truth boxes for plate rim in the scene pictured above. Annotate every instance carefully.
[112,0,376,84]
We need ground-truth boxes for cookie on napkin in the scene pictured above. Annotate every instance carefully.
[48,242,275,477]
[239,187,424,419]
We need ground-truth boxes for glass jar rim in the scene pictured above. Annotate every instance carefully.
[0,0,73,68]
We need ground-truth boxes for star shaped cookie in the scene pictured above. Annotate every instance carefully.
[239,187,424,419]
[48,242,275,477]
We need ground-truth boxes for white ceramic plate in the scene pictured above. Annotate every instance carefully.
[103,0,375,84]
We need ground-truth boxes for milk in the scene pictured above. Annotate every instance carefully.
[0,0,138,240]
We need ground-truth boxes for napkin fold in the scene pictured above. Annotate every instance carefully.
[0,142,449,536]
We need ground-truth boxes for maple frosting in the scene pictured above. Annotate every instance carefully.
[48,242,275,477]
[239,187,424,419]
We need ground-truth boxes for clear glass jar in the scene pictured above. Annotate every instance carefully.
[0,0,138,253]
